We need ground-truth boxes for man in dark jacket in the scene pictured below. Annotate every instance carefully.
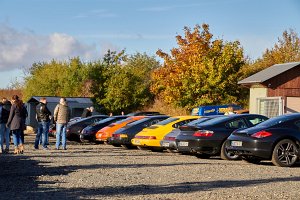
[34,97,51,150]
[0,98,11,153]
[81,106,94,118]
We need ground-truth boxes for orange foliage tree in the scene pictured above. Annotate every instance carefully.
[151,24,246,110]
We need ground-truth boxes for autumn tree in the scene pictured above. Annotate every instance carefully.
[151,24,246,110]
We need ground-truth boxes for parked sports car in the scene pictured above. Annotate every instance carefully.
[95,116,145,143]
[131,116,200,151]
[79,116,128,142]
[226,113,300,167]
[66,115,108,140]
[160,115,222,153]
[176,114,268,160]
[109,115,169,148]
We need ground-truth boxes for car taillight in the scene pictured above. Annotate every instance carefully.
[164,136,176,141]
[135,136,156,139]
[114,134,120,138]
[193,130,214,137]
[251,130,272,138]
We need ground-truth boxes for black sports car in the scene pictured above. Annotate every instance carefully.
[160,115,222,153]
[226,113,300,167]
[109,115,169,148]
[66,115,108,141]
[79,116,128,142]
[176,114,268,160]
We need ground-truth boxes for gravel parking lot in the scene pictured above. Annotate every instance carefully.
[1,133,300,200]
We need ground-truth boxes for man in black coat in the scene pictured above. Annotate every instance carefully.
[34,97,51,150]
[0,98,11,153]
[81,106,94,118]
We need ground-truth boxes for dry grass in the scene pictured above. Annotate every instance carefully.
[0,89,22,100]
[144,99,190,116]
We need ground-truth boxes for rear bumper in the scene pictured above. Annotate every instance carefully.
[160,140,177,150]
[226,138,273,159]
[109,137,130,145]
[176,139,222,155]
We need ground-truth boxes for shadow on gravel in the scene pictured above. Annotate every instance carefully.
[2,152,300,199]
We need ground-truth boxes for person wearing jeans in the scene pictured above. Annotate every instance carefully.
[0,98,11,153]
[34,121,49,149]
[54,98,70,150]
[6,95,27,154]
[35,97,51,150]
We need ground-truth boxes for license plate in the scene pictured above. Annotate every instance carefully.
[179,141,189,146]
[231,141,242,147]
[162,142,170,147]
[133,139,140,145]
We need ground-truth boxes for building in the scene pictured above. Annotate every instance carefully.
[26,96,96,128]
[238,62,300,118]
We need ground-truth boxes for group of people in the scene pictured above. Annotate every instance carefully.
[0,95,27,154]
[35,97,70,151]
[0,96,94,154]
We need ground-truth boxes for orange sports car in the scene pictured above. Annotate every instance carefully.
[95,116,145,143]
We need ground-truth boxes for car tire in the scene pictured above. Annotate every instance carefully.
[166,149,178,153]
[195,153,211,159]
[121,144,135,149]
[150,147,164,152]
[137,146,148,151]
[220,140,240,160]
[271,139,298,167]
[242,156,262,164]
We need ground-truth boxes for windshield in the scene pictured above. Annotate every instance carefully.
[196,116,228,126]
[255,115,295,127]
[156,118,179,125]
[186,117,212,126]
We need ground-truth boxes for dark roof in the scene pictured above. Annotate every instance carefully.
[238,62,300,85]
[27,96,93,104]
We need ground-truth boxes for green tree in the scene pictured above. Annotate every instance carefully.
[101,53,160,114]
[22,58,89,100]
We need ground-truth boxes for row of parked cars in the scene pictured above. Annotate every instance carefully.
[49,111,300,167]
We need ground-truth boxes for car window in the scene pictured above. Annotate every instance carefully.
[226,119,247,129]
[172,119,197,128]
[256,115,296,127]
[245,116,268,126]
[156,118,179,125]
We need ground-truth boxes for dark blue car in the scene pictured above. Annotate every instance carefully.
[109,115,169,148]
[79,116,128,142]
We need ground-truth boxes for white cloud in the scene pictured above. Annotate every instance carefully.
[0,24,98,71]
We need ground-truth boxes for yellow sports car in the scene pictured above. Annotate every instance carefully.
[131,116,200,151]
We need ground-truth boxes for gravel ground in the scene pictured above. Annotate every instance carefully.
[1,133,300,200]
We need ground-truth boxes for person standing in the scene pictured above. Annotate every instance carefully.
[35,97,51,150]
[6,95,26,154]
[19,100,28,144]
[81,106,94,118]
[54,97,70,150]
[0,98,11,153]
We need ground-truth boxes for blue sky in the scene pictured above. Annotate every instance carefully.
[0,0,299,88]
